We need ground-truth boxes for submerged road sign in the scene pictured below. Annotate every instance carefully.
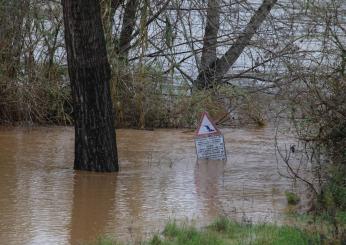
[195,112,227,160]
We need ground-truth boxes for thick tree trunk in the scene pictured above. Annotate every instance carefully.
[200,0,220,72]
[117,0,139,60]
[195,0,278,89]
[62,0,119,172]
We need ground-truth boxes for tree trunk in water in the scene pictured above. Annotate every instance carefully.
[62,0,119,172]
[195,0,278,89]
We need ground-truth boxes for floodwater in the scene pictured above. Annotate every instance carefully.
[0,126,298,244]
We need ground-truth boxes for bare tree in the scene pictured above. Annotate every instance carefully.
[195,0,278,89]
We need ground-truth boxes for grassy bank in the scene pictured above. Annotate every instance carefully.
[89,218,322,245]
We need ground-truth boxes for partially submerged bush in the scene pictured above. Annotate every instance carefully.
[110,63,271,129]
[0,63,72,125]
[285,191,301,205]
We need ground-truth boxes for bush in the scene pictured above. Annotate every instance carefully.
[285,191,301,205]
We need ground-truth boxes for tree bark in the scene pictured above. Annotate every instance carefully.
[62,0,119,172]
[117,0,139,60]
[200,0,220,72]
[195,0,278,89]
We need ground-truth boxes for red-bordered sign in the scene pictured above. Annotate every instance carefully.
[195,112,221,137]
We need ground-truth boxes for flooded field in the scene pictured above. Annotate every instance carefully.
[0,126,298,244]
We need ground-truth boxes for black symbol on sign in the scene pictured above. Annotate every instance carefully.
[204,125,215,132]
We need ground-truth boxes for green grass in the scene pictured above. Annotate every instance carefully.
[207,218,320,245]
[286,211,346,243]
[160,221,225,245]
[89,218,322,245]
[84,236,122,245]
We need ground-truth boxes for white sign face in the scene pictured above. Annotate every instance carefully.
[196,113,219,136]
[195,135,227,161]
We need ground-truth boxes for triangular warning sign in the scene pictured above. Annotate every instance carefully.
[196,112,221,136]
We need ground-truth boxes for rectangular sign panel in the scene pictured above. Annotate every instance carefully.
[195,135,227,161]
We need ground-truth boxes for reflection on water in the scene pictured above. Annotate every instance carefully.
[0,126,293,244]
[70,172,117,244]
[195,160,225,219]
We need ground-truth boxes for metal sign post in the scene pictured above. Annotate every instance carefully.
[194,112,227,161]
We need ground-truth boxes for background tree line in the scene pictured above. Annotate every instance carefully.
[2,0,344,128]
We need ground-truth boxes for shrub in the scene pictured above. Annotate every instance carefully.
[285,191,301,205]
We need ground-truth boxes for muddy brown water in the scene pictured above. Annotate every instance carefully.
[0,126,296,244]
